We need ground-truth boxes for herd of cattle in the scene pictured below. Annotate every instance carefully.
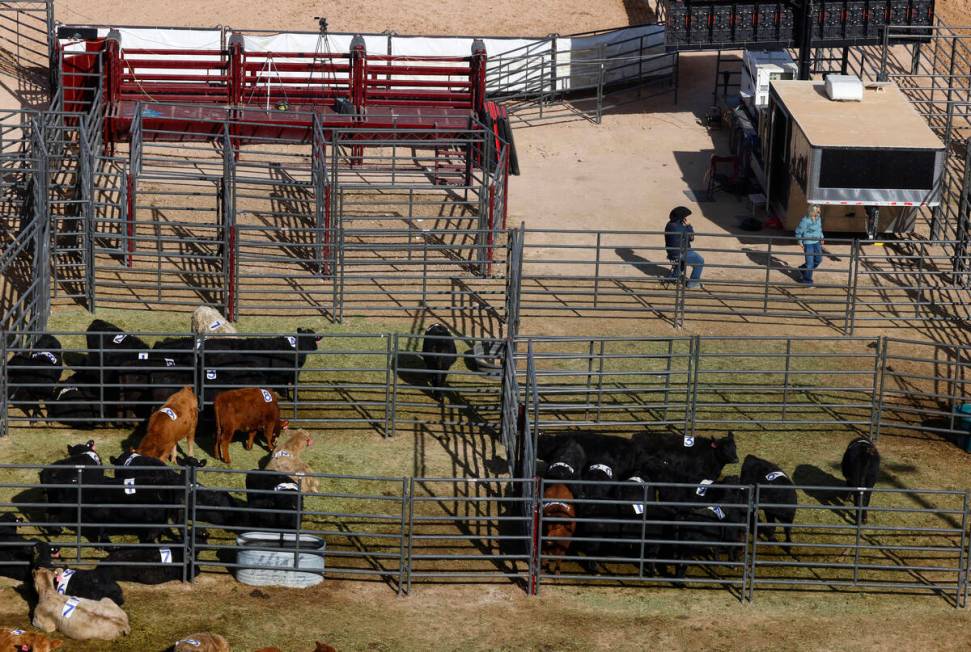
[536,430,882,578]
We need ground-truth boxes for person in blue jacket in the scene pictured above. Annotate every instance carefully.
[795,204,824,285]
[664,206,703,288]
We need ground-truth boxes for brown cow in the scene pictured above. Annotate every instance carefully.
[542,483,576,575]
[136,387,199,463]
[173,632,231,652]
[214,387,287,465]
[0,627,62,651]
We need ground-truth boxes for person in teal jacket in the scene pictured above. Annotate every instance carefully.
[795,204,824,285]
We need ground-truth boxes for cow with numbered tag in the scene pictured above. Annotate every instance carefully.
[31,567,130,641]
[668,477,749,583]
[173,631,232,652]
[0,626,63,651]
[136,387,199,463]
[740,454,797,546]
[245,469,303,531]
[191,305,238,336]
[102,529,207,584]
[213,387,287,465]
[634,431,739,488]
[38,441,106,535]
[33,543,124,606]
[83,320,150,420]
[265,429,319,493]
[44,374,102,429]
[541,438,586,483]
[541,483,576,575]
[6,333,63,420]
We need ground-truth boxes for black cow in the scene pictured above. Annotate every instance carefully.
[176,456,246,529]
[668,478,748,582]
[33,542,125,605]
[740,454,797,546]
[543,438,586,482]
[635,431,739,485]
[245,470,303,531]
[841,437,880,524]
[6,334,63,418]
[45,372,104,429]
[39,440,106,534]
[101,529,206,584]
[84,319,150,372]
[0,513,35,583]
[420,324,458,401]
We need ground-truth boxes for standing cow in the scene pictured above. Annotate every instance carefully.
[6,333,63,419]
[420,324,458,401]
[136,387,199,463]
[841,437,880,524]
[214,387,287,465]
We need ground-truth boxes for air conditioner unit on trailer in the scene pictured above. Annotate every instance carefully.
[741,50,798,110]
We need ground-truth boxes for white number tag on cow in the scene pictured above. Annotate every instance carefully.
[588,463,613,479]
[272,449,291,459]
[123,453,141,466]
[260,389,273,403]
[137,352,149,360]
[274,482,299,492]
[696,479,714,496]
[159,548,173,564]
[61,597,80,619]
[632,503,645,515]
[83,450,101,464]
[32,351,58,365]
[112,334,127,344]
[160,407,178,421]
[683,435,695,447]
[765,471,787,482]
[165,358,176,367]
[123,477,136,495]
[707,505,726,520]
[55,569,76,595]
[286,336,297,348]
[206,369,217,380]
[208,320,223,331]
[8,629,24,635]
[57,386,78,400]
[178,640,202,647]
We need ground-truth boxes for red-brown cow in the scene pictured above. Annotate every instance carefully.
[542,483,577,575]
[214,387,287,465]
[136,387,198,463]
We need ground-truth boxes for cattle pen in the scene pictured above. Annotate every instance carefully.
[7,5,971,650]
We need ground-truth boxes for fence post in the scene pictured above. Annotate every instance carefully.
[0,335,7,437]
[532,476,543,596]
[389,334,400,438]
[844,240,860,335]
[593,231,601,310]
[405,476,416,595]
[184,463,194,583]
[869,337,888,441]
[75,466,83,564]
[762,239,772,314]
[748,484,760,602]
[686,335,701,438]
[957,491,969,607]
[595,339,606,422]
[661,338,674,423]
[781,338,792,422]
[397,476,408,596]
[383,335,393,438]
[852,493,864,585]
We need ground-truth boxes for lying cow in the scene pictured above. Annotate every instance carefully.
[214,387,286,464]
[420,323,458,401]
[31,567,130,641]
[0,628,62,652]
[173,632,231,652]
[0,513,36,583]
[265,429,319,493]
[6,333,63,419]
[191,305,238,336]
[39,440,106,535]
[103,530,206,584]
[136,387,199,463]
[45,375,103,429]
[33,543,125,606]
[245,469,302,531]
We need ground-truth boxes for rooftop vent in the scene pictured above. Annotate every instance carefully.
[825,74,864,102]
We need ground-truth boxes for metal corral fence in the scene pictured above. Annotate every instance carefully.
[517,335,971,444]
[516,227,971,333]
[0,329,508,442]
[1,464,968,603]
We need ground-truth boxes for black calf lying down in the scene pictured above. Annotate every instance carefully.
[6,333,63,418]
[45,375,103,429]
[34,542,125,606]
[740,454,797,545]
[177,456,246,529]
[102,530,206,584]
[245,470,303,531]
[0,513,35,583]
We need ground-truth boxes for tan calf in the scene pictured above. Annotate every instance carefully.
[265,429,320,493]
[136,387,199,463]
[174,632,231,652]
[31,568,130,641]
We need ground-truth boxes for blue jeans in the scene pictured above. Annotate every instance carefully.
[669,250,704,283]
[802,242,822,282]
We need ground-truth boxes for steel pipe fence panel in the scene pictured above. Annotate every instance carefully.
[517,336,694,433]
[405,477,532,589]
[535,479,754,594]
[749,485,969,604]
